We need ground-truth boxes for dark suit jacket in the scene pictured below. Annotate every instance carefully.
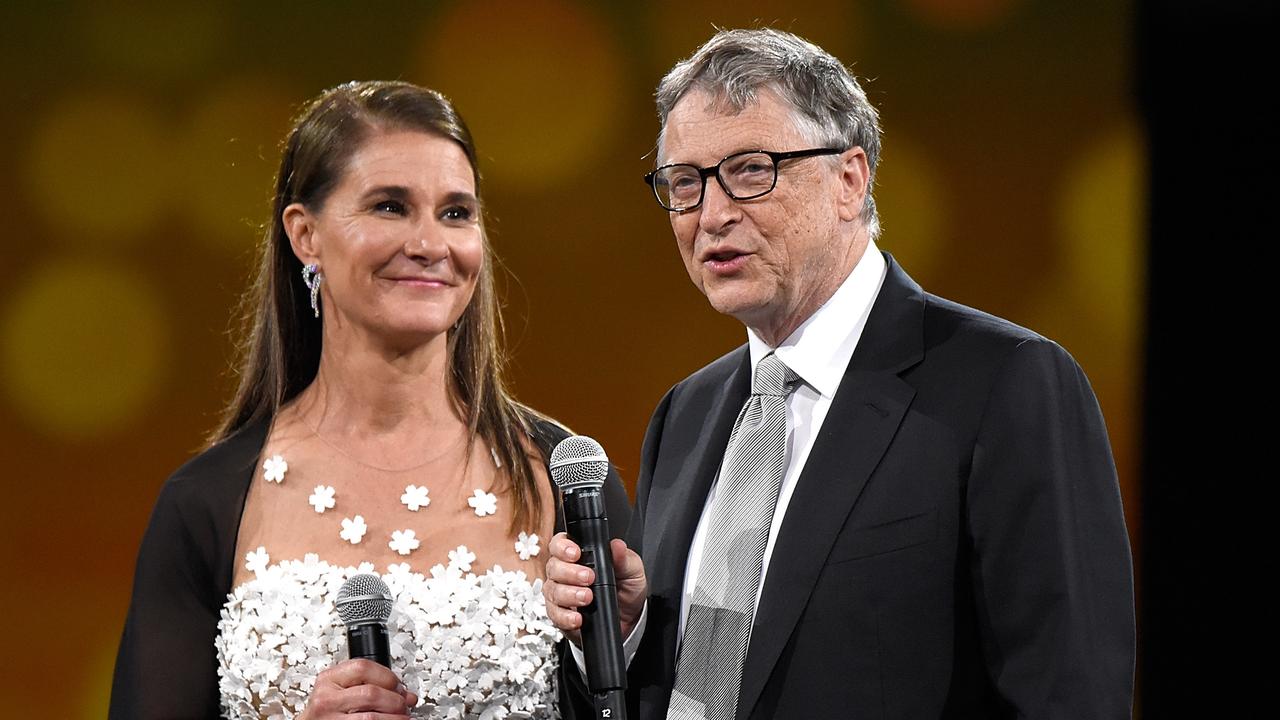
[625,254,1134,719]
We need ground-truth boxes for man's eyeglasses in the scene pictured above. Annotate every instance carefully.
[643,147,845,212]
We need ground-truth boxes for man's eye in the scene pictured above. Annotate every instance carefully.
[374,200,406,215]
[667,174,701,197]
[727,160,771,177]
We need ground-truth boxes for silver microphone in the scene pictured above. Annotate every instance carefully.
[336,573,393,667]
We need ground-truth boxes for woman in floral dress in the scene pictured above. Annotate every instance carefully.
[109,81,629,719]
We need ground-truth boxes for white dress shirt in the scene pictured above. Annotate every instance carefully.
[677,241,886,637]
[573,241,887,671]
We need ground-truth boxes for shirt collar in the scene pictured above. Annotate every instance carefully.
[747,239,887,398]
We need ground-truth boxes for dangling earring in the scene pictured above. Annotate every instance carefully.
[301,264,323,318]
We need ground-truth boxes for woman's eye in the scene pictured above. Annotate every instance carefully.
[374,200,406,215]
[442,206,473,221]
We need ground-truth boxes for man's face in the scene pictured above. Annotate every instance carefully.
[660,89,868,343]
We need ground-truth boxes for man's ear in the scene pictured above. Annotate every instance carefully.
[836,146,870,223]
[282,202,319,265]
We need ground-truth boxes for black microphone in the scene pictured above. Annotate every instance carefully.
[550,435,628,720]
[336,573,393,668]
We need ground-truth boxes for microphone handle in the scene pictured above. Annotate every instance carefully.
[564,489,628,698]
[347,622,391,667]
[593,688,628,720]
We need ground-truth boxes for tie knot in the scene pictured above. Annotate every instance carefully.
[752,353,799,397]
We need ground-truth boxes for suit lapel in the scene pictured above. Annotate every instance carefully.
[736,255,926,719]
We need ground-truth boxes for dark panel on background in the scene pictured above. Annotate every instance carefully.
[1139,0,1270,715]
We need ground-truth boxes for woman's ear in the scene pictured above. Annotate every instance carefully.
[282,202,319,265]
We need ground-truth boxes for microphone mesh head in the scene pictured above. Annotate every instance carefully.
[336,573,392,626]
[549,435,609,492]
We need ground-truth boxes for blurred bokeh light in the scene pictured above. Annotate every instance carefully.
[0,1,1140,715]
[25,92,173,244]
[416,0,627,190]
[2,259,169,437]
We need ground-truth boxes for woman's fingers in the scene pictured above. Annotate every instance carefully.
[318,658,401,689]
[305,659,415,718]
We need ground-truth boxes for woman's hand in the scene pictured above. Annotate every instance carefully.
[300,658,418,719]
[544,533,648,645]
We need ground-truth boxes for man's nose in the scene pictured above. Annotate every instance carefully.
[698,176,741,235]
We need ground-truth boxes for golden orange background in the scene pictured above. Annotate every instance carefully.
[0,1,1139,715]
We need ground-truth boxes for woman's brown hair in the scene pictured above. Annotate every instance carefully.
[213,80,545,532]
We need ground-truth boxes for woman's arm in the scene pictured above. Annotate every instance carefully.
[110,477,224,719]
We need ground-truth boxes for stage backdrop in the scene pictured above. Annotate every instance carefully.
[0,1,1140,716]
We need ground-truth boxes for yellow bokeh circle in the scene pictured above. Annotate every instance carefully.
[181,77,298,252]
[872,135,950,285]
[1054,120,1146,339]
[643,0,865,78]
[25,93,173,244]
[415,0,626,189]
[1,260,169,438]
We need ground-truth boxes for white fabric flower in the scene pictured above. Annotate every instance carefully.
[218,557,559,717]
[218,547,561,717]
[390,529,421,556]
[449,545,476,573]
[339,515,367,544]
[468,488,498,517]
[401,484,431,512]
[244,546,270,574]
[308,485,335,513]
[514,532,540,560]
[262,454,288,483]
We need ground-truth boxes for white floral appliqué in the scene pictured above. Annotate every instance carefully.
[244,546,270,574]
[514,532,541,560]
[262,454,288,483]
[468,488,498,517]
[339,515,367,544]
[308,485,336,513]
[400,484,430,512]
[448,545,477,573]
[216,558,560,718]
[389,529,421,556]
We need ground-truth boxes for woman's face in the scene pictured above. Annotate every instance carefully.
[287,130,484,348]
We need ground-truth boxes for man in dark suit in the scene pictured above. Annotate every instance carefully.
[546,28,1134,719]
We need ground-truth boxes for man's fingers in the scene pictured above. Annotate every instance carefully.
[549,602,583,630]
[549,531,581,561]
[610,539,644,580]
[547,578,593,609]
[543,579,586,635]
[546,556,595,587]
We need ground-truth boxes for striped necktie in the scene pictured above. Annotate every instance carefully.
[667,352,799,720]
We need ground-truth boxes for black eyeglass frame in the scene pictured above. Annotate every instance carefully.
[643,147,846,212]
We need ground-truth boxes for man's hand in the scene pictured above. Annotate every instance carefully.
[544,533,647,645]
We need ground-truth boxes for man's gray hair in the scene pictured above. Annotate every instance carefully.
[656,28,882,238]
